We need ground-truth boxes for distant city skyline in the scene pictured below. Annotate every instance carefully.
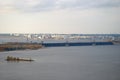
[0,0,120,34]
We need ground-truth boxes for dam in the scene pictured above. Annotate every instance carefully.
[42,42,113,47]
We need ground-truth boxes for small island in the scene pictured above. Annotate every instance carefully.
[6,56,34,62]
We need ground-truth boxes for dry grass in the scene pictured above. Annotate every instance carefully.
[0,42,42,51]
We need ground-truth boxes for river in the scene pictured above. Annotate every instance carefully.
[0,45,120,80]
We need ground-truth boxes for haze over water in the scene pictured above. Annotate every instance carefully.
[0,0,120,79]
[0,45,120,80]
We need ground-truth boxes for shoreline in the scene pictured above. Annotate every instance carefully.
[0,42,43,52]
[0,41,118,52]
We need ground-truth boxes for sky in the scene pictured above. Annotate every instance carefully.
[0,0,120,34]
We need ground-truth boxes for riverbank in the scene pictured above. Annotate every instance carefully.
[0,42,42,52]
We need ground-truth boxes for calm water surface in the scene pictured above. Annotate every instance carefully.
[0,45,120,80]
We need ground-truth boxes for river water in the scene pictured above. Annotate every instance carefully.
[0,45,120,80]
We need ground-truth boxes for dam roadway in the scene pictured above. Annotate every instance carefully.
[41,42,113,47]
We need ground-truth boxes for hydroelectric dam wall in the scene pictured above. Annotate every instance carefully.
[42,42,113,47]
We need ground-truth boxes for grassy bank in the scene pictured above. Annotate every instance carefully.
[0,42,42,51]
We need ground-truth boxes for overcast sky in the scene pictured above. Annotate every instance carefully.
[0,0,120,34]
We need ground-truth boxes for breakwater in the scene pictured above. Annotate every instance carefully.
[42,42,113,47]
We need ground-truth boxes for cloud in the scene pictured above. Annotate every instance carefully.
[14,0,57,12]
[0,0,120,13]
[0,0,18,14]
[55,0,120,9]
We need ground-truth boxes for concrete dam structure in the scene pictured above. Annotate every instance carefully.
[42,42,113,47]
